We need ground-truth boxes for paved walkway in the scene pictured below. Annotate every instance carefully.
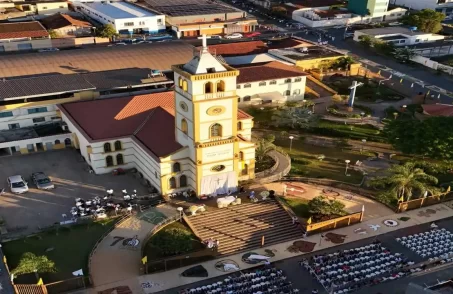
[136,202,453,293]
[89,205,177,292]
[254,150,291,183]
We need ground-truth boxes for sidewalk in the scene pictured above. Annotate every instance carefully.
[136,201,453,293]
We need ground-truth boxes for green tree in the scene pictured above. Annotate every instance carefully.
[368,162,438,201]
[393,47,415,62]
[373,40,395,55]
[307,195,346,216]
[149,227,193,257]
[97,24,118,40]
[264,134,275,143]
[271,6,287,17]
[12,253,56,280]
[402,9,445,33]
[47,29,60,39]
[255,139,275,161]
[332,56,355,70]
[384,117,453,160]
[358,35,373,48]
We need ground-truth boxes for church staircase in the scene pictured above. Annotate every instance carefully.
[188,199,303,256]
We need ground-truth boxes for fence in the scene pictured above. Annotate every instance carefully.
[140,214,181,259]
[396,192,453,213]
[306,210,363,235]
[44,276,88,294]
[13,284,47,294]
[146,247,216,274]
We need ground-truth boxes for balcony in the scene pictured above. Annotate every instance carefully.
[194,90,235,100]
[197,136,237,148]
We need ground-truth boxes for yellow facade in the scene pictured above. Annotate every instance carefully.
[295,56,342,71]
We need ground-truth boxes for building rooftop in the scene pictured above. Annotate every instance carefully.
[422,103,453,117]
[235,61,308,84]
[141,0,239,17]
[224,53,292,66]
[0,41,194,78]
[0,21,48,40]
[269,46,343,62]
[379,34,409,41]
[41,13,93,30]
[200,40,268,57]
[290,0,345,8]
[358,26,424,36]
[84,2,156,19]
[59,91,252,160]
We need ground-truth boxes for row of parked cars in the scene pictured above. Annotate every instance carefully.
[6,172,54,194]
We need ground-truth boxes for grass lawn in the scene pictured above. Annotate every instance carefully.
[308,120,386,142]
[280,197,310,219]
[276,140,367,184]
[3,218,117,284]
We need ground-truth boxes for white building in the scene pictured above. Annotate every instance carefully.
[235,61,307,105]
[74,1,165,34]
[391,0,453,15]
[353,26,445,46]
[59,37,256,197]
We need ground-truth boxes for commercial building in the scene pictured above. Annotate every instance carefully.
[41,13,93,37]
[0,21,50,52]
[353,27,445,46]
[391,0,453,15]
[74,1,165,34]
[0,0,69,20]
[348,0,389,17]
[138,0,257,38]
[60,39,256,196]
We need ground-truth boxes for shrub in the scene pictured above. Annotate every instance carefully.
[149,227,193,257]
[307,195,346,217]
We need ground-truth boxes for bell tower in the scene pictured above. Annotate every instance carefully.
[172,35,241,197]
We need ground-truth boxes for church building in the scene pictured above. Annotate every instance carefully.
[58,36,256,197]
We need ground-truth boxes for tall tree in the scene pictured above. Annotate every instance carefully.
[12,252,56,280]
[97,24,118,40]
[368,162,438,201]
[384,117,453,160]
[255,139,275,161]
[402,9,445,33]
[358,35,373,48]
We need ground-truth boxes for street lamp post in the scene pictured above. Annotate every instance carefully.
[345,160,350,176]
[177,207,184,222]
[360,111,365,121]
[289,136,294,152]
[361,139,366,154]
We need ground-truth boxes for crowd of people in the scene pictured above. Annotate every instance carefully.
[300,241,417,293]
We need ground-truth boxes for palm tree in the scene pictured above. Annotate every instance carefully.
[255,139,275,161]
[12,252,56,281]
[368,162,438,201]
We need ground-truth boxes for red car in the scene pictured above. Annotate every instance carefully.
[244,32,261,38]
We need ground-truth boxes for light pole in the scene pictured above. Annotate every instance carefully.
[345,160,350,176]
[289,136,294,152]
[401,105,407,112]
[177,207,183,222]
[361,139,366,154]
[360,111,365,121]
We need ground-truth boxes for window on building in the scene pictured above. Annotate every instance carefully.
[239,151,244,160]
[157,18,163,24]
[65,138,71,146]
[179,175,187,187]
[293,89,301,95]
[173,162,181,173]
[169,177,177,189]
[106,156,114,167]
[114,140,122,151]
[59,5,64,8]
[181,119,188,134]
[155,171,158,179]
[216,80,225,92]
[42,6,47,9]
[139,21,145,25]
[415,39,420,43]
[244,83,251,88]
[32,117,45,123]
[284,78,292,83]
[8,123,19,130]
[237,121,242,130]
[0,46,4,52]
[242,163,248,175]
[270,80,277,85]
[124,22,134,27]
[237,85,241,89]
[0,111,13,118]
[204,82,213,93]
[55,139,60,144]
[259,82,266,86]
[210,123,222,138]
[116,154,124,165]
[182,80,188,91]
[104,142,112,153]
[27,107,47,114]
[243,96,251,102]
[295,78,302,82]
[178,77,183,88]
[238,98,241,102]
[284,90,291,96]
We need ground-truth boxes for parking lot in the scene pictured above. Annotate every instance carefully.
[0,149,147,234]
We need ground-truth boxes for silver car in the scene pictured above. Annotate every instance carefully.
[7,175,29,194]
[31,172,54,190]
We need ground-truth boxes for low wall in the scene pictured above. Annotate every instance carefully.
[396,192,453,213]
[307,75,338,95]
[305,211,363,235]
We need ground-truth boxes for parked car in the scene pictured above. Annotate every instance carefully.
[225,33,243,39]
[7,175,28,194]
[244,32,261,38]
[388,22,403,26]
[38,48,59,53]
[197,35,222,39]
[31,172,54,190]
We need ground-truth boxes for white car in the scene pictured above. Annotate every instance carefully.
[388,22,403,26]
[38,48,59,53]
[7,175,28,194]
[225,33,243,39]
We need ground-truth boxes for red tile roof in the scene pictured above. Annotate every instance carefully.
[201,41,268,57]
[236,61,308,84]
[422,104,453,117]
[0,21,48,40]
[41,13,93,30]
[60,91,253,159]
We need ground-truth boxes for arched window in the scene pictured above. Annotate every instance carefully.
[242,163,248,175]
[173,162,181,173]
[169,177,177,189]
[244,83,251,88]
[204,82,213,93]
[179,175,187,187]
[216,80,225,92]
[54,139,60,144]
[243,96,251,102]
[270,80,277,85]
[259,82,266,86]
[237,121,242,130]
[239,151,244,161]
[155,171,158,179]
[116,153,124,165]
[210,123,222,138]
[285,78,292,83]
[178,77,183,88]
[114,140,122,151]
[64,138,71,146]
[283,90,291,96]
[104,143,111,153]
[106,156,113,167]
[181,119,188,134]
[182,80,188,92]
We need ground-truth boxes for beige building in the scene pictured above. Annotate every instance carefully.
[41,13,93,37]
[0,0,69,19]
